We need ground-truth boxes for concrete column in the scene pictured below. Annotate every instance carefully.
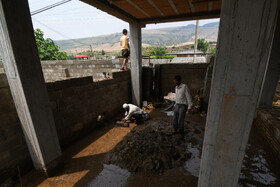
[0,0,61,176]
[198,0,278,186]
[259,13,280,109]
[129,22,142,106]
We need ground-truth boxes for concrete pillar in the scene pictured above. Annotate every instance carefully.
[0,0,61,176]
[198,0,278,186]
[129,22,142,106]
[259,13,280,109]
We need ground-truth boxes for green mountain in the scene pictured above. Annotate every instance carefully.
[56,22,219,53]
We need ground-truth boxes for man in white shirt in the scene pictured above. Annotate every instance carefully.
[173,75,193,135]
[122,103,148,123]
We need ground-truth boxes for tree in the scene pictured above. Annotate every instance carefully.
[197,38,209,53]
[210,46,216,54]
[191,38,209,53]
[101,49,106,55]
[149,46,166,57]
[34,29,67,60]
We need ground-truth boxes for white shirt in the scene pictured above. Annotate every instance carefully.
[175,83,193,109]
[125,104,144,120]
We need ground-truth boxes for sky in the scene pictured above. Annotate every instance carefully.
[28,0,220,41]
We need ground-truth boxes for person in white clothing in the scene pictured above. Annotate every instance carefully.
[122,103,149,123]
[173,75,193,135]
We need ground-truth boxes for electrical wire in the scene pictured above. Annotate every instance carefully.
[33,18,90,46]
[33,18,94,56]
[31,0,72,16]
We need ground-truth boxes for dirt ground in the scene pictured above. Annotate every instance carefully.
[16,104,280,187]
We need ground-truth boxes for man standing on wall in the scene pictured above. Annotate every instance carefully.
[120,29,130,71]
[173,75,193,136]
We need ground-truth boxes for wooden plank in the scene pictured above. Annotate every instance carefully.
[140,10,220,24]
[81,0,137,22]
[152,0,175,16]
[192,1,208,12]
[188,0,195,13]
[146,0,165,16]
[132,0,163,17]
[167,0,179,15]
[173,0,191,14]
[126,0,151,18]
[114,1,148,19]
[208,1,213,11]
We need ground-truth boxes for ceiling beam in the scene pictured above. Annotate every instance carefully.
[81,0,137,23]
[188,0,195,13]
[167,0,179,15]
[146,0,165,17]
[208,1,213,11]
[126,0,151,18]
[140,10,220,24]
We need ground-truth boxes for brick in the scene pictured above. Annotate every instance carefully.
[0,73,9,88]
[0,87,12,102]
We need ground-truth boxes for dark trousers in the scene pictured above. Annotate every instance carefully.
[132,114,142,123]
[173,104,187,132]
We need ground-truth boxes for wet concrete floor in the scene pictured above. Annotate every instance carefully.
[17,107,280,187]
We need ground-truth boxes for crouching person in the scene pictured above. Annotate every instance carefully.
[122,103,149,123]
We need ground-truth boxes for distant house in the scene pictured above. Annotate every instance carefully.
[74,55,89,60]
[171,57,206,63]
[167,49,204,57]
[168,49,206,63]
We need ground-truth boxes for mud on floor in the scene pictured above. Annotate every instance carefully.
[105,118,203,174]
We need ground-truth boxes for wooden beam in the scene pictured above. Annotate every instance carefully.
[81,0,137,23]
[167,0,179,15]
[146,0,165,17]
[208,1,213,11]
[188,0,195,13]
[140,10,220,24]
[126,0,151,18]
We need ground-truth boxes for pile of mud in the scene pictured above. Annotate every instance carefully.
[105,119,202,173]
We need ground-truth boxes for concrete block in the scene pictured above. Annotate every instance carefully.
[0,73,8,88]
[72,123,84,132]
[0,87,12,102]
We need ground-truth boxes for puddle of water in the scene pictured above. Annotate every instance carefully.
[239,149,277,186]
[184,143,201,177]
[87,164,131,187]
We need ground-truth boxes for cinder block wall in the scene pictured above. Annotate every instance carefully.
[255,110,280,158]
[154,63,209,100]
[0,74,33,185]
[47,71,131,148]
[41,60,131,82]
[142,67,154,101]
[0,71,131,183]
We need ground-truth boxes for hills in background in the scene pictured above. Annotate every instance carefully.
[56,22,219,54]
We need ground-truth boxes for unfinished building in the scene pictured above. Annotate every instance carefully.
[0,0,280,186]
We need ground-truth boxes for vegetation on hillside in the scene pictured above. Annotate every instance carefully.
[34,29,67,60]
[190,39,217,54]
[67,50,110,60]
[56,22,219,51]
[191,38,209,53]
